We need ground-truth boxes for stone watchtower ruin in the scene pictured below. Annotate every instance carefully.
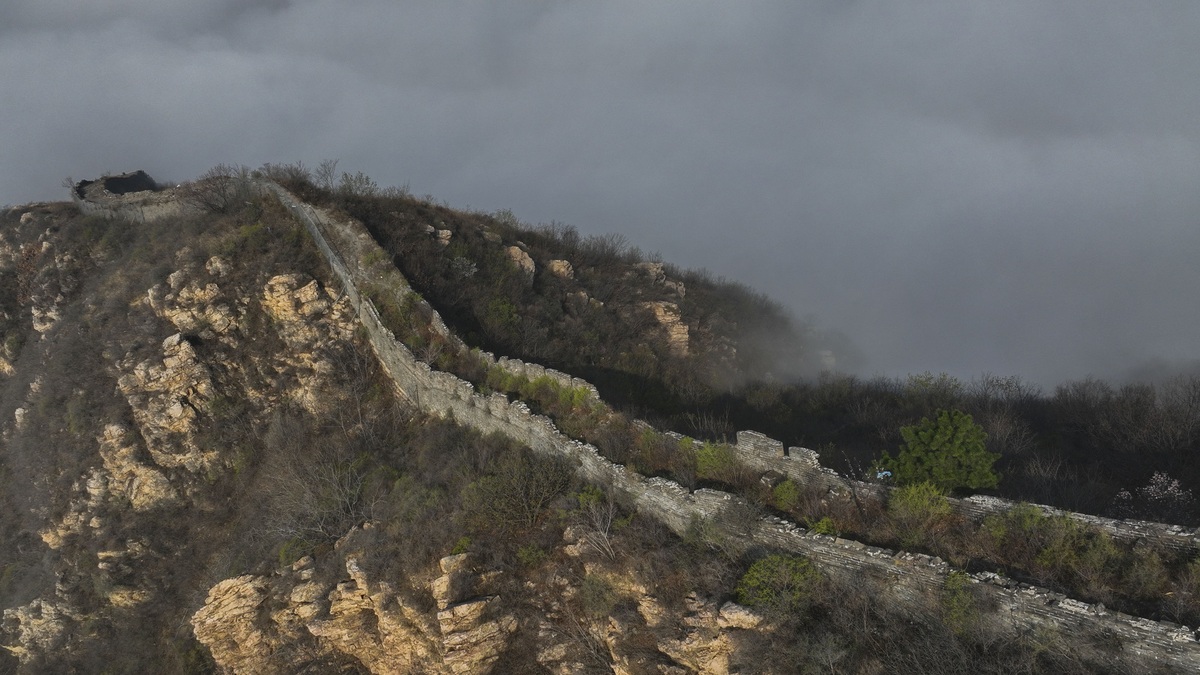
[73,170,160,200]
[71,170,191,223]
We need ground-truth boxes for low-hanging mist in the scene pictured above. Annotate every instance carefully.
[3,1,1198,388]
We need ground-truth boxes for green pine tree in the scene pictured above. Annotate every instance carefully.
[879,409,999,492]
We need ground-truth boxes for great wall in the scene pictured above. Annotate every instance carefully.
[77,175,1200,669]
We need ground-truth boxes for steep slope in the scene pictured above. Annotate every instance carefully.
[0,190,372,671]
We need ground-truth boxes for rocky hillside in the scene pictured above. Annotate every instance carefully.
[0,169,1194,674]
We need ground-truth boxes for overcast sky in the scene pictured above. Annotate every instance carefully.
[3,1,1198,388]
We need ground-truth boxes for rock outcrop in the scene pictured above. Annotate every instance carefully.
[193,527,517,674]
[505,245,535,282]
[96,423,177,511]
[259,272,357,411]
[654,596,762,674]
[116,332,218,474]
[634,262,685,297]
[194,520,771,675]
[640,301,689,356]
[547,259,574,279]
[1,599,80,665]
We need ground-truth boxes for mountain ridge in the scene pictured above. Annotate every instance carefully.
[0,168,1197,673]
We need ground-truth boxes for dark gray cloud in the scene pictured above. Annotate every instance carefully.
[4,1,1198,387]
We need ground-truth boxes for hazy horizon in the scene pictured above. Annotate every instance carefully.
[3,2,1198,389]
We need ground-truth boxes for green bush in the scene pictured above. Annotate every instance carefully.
[941,571,977,636]
[982,504,1132,603]
[277,538,309,567]
[1124,547,1168,602]
[557,385,591,410]
[772,479,801,511]
[517,544,549,567]
[736,554,823,618]
[485,366,523,395]
[879,409,998,492]
[888,481,954,549]
[806,516,838,536]
[695,441,737,481]
[484,296,520,333]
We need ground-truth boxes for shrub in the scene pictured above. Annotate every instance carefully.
[941,571,977,636]
[1124,547,1169,602]
[887,481,954,549]
[806,516,838,536]
[736,554,823,618]
[571,485,630,560]
[1111,472,1197,524]
[337,170,379,198]
[772,479,801,511]
[461,449,574,533]
[517,544,549,567]
[184,163,254,214]
[277,538,309,567]
[1167,558,1200,624]
[879,409,998,492]
[558,385,591,410]
[982,504,1129,602]
[695,441,737,481]
[579,574,617,617]
[260,418,381,548]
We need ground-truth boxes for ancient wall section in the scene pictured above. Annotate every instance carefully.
[263,182,1200,668]
[730,430,1200,552]
[486,354,599,400]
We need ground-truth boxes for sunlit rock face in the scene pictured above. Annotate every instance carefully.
[192,527,517,675]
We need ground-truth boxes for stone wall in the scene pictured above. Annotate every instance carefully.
[261,183,1200,669]
[486,354,599,400]
[730,430,1200,553]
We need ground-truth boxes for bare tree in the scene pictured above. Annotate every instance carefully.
[337,170,379,198]
[315,159,339,191]
[572,485,623,560]
[1150,375,1200,454]
[260,411,380,544]
[979,408,1038,456]
[182,164,254,214]
[257,161,310,185]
